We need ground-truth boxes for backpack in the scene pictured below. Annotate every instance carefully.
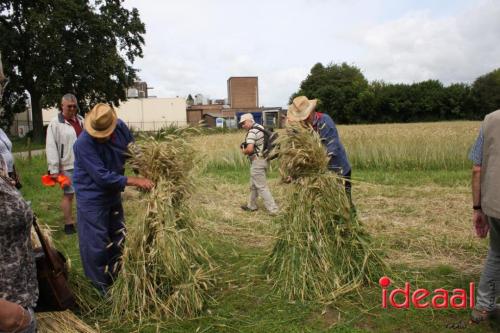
[251,124,279,160]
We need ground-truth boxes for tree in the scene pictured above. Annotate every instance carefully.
[186,94,194,106]
[0,0,146,142]
[470,68,500,119]
[291,62,369,123]
[0,52,5,106]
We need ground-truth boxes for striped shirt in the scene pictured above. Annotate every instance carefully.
[245,124,265,157]
[469,126,484,166]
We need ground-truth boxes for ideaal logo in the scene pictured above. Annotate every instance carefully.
[379,276,475,309]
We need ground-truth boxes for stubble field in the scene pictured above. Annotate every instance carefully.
[17,120,500,332]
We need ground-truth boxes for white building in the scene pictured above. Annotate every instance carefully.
[38,97,187,129]
[115,97,187,131]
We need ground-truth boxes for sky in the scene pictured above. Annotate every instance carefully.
[123,0,500,107]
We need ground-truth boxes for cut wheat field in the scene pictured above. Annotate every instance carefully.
[17,120,500,332]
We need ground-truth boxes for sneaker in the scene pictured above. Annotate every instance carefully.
[241,205,257,212]
[64,224,76,235]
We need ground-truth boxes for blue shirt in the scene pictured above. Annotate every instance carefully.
[469,126,484,166]
[313,112,351,175]
[73,120,134,205]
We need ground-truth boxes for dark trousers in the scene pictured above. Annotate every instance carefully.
[77,201,125,294]
[343,170,352,197]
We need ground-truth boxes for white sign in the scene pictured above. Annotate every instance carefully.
[216,117,225,128]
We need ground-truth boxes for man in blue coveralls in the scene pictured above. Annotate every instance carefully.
[287,96,352,196]
[73,103,154,293]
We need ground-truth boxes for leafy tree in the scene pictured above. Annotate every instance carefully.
[0,0,145,142]
[470,68,500,119]
[290,63,493,123]
[293,62,369,123]
[186,94,194,106]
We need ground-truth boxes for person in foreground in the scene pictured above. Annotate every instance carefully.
[469,109,500,323]
[73,103,154,293]
[0,157,38,332]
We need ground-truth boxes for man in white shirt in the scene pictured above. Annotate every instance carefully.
[45,94,84,234]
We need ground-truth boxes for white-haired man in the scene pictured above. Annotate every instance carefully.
[239,113,279,215]
[46,93,84,234]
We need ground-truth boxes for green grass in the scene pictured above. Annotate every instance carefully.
[10,136,45,153]
[14,121,498,332]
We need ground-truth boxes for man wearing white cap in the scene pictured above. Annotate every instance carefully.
[239,113,279,215]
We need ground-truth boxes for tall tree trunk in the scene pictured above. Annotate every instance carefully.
[30,91,45,144]
[0,51,5,105]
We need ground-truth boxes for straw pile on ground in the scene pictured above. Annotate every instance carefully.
[37,311,98,333]
[265,125,386,301]
[108,129,214,322]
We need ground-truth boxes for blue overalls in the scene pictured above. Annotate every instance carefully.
[313,112,352,196]
[312,112,351,175]
[73,120,133,293]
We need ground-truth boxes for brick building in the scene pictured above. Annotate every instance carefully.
[227,77,258,108]
[187,76,285,128]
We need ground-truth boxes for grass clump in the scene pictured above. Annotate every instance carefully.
[108,130,214,322]
[265,125,386,301]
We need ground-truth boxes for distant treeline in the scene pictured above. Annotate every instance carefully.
[291,63,500,124]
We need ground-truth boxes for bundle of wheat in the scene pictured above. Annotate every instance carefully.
[36,311,98,333]
[108,131,213,322]
[30,222,53,249]
[265,125,386,301]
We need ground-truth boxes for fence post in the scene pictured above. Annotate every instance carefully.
[27,137,32,163]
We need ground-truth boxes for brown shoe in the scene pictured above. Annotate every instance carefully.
[64,224,77,235]
[241,205,257,212]
[470,306,500,324]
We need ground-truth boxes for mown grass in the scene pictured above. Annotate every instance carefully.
[14,121,499,332]
[10,136,45,153]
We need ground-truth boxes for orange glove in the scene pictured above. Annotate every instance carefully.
[41,174,71,189]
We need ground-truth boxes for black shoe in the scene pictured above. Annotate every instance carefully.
[64,224,76,235]
[241,205,257,212]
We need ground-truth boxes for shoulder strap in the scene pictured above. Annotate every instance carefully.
[33,215,64,273]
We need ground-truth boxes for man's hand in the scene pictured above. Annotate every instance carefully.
[127,176,154,191]
[241,143,254,156]
[473,210,489,238]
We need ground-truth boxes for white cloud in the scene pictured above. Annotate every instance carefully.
[123,0,500,105]
[357,0,500,84]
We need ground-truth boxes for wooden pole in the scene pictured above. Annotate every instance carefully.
[27,137,32,162]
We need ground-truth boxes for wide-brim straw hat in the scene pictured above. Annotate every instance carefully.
[287,96,317,121]
[85,103,118,138]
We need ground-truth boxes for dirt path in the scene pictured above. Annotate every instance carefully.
[13,149,45,158]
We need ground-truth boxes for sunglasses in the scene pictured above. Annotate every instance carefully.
[66,104,78,109]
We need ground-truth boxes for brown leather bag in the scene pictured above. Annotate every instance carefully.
[32,216,76,312]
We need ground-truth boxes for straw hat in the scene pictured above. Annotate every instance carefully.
[287,96,317,121]
[85,103,117,138]
[239,113,254,124]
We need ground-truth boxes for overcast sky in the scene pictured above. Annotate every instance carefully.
[123,0,500,107]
